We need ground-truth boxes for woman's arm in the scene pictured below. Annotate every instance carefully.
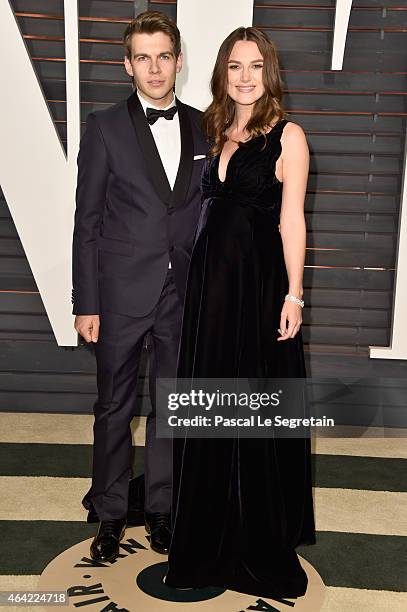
[277,121,309,340]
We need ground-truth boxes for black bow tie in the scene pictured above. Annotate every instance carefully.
[146,106,178,125]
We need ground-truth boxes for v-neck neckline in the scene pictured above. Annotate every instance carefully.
[216,120,283,184]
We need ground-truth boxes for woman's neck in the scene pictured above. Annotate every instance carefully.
[227,102,254,140]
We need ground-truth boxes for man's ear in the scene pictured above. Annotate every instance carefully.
[176,51,183,74]
[124,55,133,78]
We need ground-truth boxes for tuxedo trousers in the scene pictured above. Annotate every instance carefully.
[89,269,182,519]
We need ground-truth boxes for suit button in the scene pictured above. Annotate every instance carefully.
[169,246,174,252]
[168,208,174,215]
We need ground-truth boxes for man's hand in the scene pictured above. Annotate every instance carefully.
[74,315,100,343]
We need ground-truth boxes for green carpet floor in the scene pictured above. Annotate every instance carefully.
[0,413,406,611]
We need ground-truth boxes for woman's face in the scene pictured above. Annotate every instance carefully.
[227,40,265,106]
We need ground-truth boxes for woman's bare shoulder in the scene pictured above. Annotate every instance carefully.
[283,120,306,139]
[281,120,308,153]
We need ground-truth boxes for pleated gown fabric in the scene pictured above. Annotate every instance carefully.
[165,119,316,600]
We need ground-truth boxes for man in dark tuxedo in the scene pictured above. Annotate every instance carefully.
[72,11,208,561]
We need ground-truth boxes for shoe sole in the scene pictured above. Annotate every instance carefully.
[150,543,169,555]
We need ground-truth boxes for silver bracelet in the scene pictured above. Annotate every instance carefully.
[285,294,304,308]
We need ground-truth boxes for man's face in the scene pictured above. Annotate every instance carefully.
[124,31,182,107]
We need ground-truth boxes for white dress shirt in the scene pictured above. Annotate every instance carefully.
[137,91,181,190]
[137,91,181,270]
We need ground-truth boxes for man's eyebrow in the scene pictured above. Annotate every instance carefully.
[133,51,174,58]
[228,58,264,63]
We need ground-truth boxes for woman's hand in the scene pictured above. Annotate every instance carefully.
[277,301,302,340]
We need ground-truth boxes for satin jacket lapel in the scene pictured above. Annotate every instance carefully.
[169,98,194,210]
[127,91,172,206]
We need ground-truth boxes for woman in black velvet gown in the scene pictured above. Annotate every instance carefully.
[165,27,316,600]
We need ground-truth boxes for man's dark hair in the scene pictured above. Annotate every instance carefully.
[123,11,181,58]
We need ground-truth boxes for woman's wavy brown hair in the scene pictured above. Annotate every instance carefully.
[202,27,285,156]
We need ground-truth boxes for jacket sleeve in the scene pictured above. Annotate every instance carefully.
[71,112,108,315]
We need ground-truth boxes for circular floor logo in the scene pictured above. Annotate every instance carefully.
[38,527,325,611]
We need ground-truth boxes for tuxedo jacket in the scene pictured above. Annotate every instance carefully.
[71,91,209,317]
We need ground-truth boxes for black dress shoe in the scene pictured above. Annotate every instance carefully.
[90,518,126,562]
[145,512,172,554]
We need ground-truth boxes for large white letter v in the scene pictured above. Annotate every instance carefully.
[0,1,80,346]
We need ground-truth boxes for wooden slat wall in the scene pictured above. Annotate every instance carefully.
[1,0,406,414]
[253,0,406,374]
